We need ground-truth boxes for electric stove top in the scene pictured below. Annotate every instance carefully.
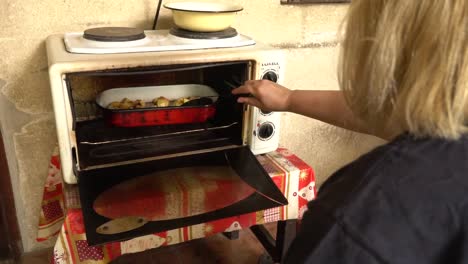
[64,26,256,54]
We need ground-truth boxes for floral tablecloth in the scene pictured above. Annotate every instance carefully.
[37,147,316,264]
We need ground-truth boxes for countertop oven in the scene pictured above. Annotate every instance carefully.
[46,28,287,245]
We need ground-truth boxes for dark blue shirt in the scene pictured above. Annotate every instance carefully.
[284,133,468,264]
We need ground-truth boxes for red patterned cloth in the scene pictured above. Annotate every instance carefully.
[37,147,66,242]
[263,207,281,223]
[76,240,105,262]
[37,147,316,264]
[42,200,64,221]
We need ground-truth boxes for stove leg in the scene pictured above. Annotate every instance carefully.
[250,225,278,261]
[276,220,296,261]
[257,252,275,264]
[250,220,297,263]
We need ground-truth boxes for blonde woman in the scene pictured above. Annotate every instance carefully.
[234,0,467,263]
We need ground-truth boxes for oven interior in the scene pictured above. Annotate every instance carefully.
[65,61,251,171]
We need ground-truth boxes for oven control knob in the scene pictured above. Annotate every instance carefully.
[262,71,278,83]
[258,122,275,140]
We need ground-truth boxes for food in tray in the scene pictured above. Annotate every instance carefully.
[107,98,145,110]
[107,101,122,109]
[107,98,133,110]
[173,96,202,106]
[134,100,145,108]
[153,96,170,107]
[173,97,190,106]
[188,96,201,101]
[106,96,211,110]
[120,98,134,109]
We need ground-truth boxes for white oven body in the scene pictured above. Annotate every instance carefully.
[46,34,285,184]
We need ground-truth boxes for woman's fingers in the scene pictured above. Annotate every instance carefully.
[232,80,291,112]
[237,97,263,109]
[232,80,270,109]
[232,85,251,95]
[232,80,261,95]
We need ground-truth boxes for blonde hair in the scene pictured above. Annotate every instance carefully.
[339,0,468,139]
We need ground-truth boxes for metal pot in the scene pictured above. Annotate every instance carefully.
[164,1,243,32]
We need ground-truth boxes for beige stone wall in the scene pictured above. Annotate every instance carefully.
[0,0,384,252]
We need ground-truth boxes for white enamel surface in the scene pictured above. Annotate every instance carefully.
[64,30,256,54]
[164,2,243,12]
[67,36,151,48]
[96,84,219,108]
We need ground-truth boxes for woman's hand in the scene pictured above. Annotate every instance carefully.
[231,80,293,112]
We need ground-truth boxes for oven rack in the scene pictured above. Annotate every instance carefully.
[75,120,242,170]
[76,120,239,145]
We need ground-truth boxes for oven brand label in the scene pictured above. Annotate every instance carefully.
[261,62,279,67]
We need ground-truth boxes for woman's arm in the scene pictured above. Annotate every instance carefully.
[232,80,392,140]
[287,90,372,135]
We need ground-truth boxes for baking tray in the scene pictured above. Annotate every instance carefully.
[96,84,218,127]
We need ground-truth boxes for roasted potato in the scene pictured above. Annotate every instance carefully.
[133,100,145,108]
[153,96,170,107]
[121,98,133,104]
[108,101,121,109]
[107,95,206,110]
[173,97,190,106]
[119,102,134,109]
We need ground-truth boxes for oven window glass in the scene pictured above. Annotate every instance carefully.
[93,166,256,231]
[79,147,287,245]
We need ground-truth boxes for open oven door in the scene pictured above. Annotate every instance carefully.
[78,146,288,246]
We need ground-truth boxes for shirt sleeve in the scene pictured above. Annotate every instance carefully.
[282,202,385,264]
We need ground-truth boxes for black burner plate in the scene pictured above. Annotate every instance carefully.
[169,27,238,39]
[83,27,146,42]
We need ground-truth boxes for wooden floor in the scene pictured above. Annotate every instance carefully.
[20,223,277,264]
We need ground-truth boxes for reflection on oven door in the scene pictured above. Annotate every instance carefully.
[78,146,288,246]
[93,166,256,234]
